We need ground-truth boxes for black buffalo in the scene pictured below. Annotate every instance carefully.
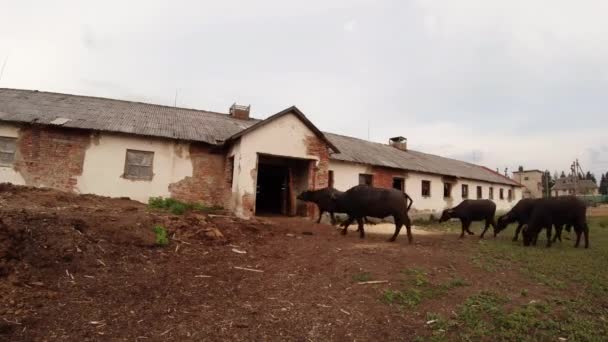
[330,185,413,242]
[521,197,589,248]
[439,199,496,239]
[297,187,344,224]
[496,198,571,243]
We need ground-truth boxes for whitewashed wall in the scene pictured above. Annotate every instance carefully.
[76,133,193,202]
[329,160,522,215]
[228,113,321,218]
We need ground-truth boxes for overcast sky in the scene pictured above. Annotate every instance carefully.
[1,0,607,179]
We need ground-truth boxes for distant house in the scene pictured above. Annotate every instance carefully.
[0,88,522,219]
[512,169,544,198]
[553,176,598,197]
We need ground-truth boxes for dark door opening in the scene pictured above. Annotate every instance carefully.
[256,163,288,215]
[255,155,312,217]
[393,177,404,192]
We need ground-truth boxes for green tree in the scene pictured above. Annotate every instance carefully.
[585,171,597,184]
[600,173,608,195]
[541,170,554,198]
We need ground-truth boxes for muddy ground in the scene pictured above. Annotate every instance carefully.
[1,185,606,341]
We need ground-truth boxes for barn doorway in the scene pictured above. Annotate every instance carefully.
[255,155,311,216]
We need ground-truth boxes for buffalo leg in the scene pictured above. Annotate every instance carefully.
[341,217,354,235]
[389,215,403,242]
[404,215,413,244]
[480,218,492,239]
[460,220,473,238]
[465,221,475,235]
[317,210,325,224]
[552,225,562,243]
[357,217,365,239]
[545,225,552,248]
[513,223,523,242]
[574,227,582,248]
[330,212,336,225]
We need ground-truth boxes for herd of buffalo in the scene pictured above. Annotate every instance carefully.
[297,184,590,249]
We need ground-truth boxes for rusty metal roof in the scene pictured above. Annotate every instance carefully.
[326,133,521,186]
[0,88,520,186]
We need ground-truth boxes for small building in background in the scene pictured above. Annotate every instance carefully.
[553,176,599,197]
[512,169,544,198]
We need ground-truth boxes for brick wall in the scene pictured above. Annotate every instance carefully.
[304,135,331,218]
[372,166,404,189]
[15,126,90,191]
[169,144,228,207]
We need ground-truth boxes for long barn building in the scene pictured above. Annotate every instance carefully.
[0,89,522,219]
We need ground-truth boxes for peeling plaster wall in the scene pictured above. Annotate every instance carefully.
[76,133,193,203]
[0,123,26,185]
[229,113,325,219]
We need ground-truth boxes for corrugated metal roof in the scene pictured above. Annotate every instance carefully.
[326,133,520,186]
[0,88,257,144]
[0,88,521,186]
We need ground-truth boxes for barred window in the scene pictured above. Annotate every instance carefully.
[443,182,452,198]
[462,184,469,198]
[421,180,431,197]
[0,137,17,166]
[124,149,154,180]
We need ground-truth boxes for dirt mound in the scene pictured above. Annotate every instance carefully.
[0,184,266,281]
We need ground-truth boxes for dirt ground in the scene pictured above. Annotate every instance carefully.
[0,185,603,341]
[588,204,608,217]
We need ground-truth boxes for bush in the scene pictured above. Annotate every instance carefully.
[148,197,222,215]
[153,225,169,246]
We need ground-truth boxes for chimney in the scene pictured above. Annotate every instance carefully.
[229,103,250,120]
[389,136,407,151]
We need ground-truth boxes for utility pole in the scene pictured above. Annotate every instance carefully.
[571,161,578,196]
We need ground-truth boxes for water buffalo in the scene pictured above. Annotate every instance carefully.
[496,198,571,243]
[439,199,496,239]
[496,198,538,241]
[330,185,413,243]
[297,187,344,224]
[521,197,589,248]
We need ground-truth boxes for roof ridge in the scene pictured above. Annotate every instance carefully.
[0,87,260,122]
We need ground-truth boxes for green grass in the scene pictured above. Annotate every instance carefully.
[148,197,222,215]
[382,268,470,308]
[418,218,608,341]
[153,225,169,246]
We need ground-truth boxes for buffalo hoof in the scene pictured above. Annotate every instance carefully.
[468,232,475,235]
[512,237,518,242]
[340,229,347,235]
[388,238,396,242]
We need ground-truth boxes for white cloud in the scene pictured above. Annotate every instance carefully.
[0,0,606,177]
